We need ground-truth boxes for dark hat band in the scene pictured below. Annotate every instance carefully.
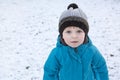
[59,16,89,35]
[59,16,89,28]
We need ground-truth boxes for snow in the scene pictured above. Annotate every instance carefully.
[0,0,120,80]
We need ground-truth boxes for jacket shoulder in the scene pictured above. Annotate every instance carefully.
[48,47,64,60]
[87,44,100,55]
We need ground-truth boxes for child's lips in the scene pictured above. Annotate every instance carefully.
[71,41,78,43]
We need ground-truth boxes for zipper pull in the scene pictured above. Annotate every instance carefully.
[74,48,78,53]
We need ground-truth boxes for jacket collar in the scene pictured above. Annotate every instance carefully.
[56,35,92,61]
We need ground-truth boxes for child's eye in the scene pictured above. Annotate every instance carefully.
[66,31,71,33]
[77,30,83,33]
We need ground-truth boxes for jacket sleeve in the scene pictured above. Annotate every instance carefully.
[91,47,109,80]
[43,48,60,80]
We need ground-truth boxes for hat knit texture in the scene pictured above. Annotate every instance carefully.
[59,3,89,36]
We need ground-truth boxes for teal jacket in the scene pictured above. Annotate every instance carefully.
[43,36,109,80]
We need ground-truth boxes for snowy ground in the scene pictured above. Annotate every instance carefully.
[0,0,120,80]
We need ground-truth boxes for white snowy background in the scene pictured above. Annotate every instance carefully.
[0,0,120,80]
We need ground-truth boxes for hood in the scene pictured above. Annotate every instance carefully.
[55,35,93,67]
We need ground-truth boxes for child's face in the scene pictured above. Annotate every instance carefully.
[62,26,85,48]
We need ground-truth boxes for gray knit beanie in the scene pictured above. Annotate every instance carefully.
[59,3,89,36]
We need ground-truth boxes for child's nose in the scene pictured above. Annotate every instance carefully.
[71,33,77,38]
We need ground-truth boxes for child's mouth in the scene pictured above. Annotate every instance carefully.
[71,41,78,43]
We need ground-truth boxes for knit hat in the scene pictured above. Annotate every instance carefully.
[59,3,89,36]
